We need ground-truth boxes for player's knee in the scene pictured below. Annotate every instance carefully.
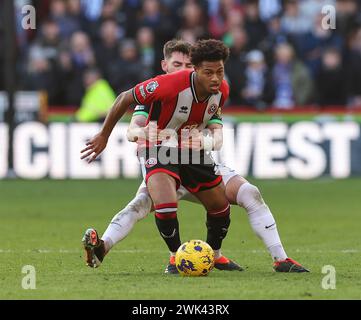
[225,176,248,204]
[114,193,152,222]
[203,189,229,213]
[111,207,137,226]
[132,193,153,220]
[236,183,265,213]
[148,173,178,204]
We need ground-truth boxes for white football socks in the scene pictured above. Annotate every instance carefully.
[101,192,152,252]
[213,249,222,259]
[236,183,287,262]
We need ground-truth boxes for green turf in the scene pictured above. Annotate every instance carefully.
[0,178,360,300]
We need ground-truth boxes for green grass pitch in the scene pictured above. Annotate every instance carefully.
[0,178,360,300]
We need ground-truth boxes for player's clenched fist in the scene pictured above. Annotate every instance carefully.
[180,129,203,150]
[80,133,108,163]
[143,121,158,144]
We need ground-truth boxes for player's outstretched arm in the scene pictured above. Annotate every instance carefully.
[81,89,135,163]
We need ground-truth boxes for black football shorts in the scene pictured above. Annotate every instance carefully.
[138,146,222,193]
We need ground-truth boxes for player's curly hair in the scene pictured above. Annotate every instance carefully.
[190,39,229,66]
[163,39,192,59]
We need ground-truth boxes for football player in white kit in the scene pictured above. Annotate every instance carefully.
[82,40,309,273]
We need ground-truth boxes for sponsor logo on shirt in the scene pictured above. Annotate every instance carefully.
[146,81,159,93]
[139,85,146,99]
[179,106,188,114]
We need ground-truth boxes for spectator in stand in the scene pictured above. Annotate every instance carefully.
[94,19,122,78]
[12,0,361,109]
[99,0,128,26]
[208,0,243,39]
[107,39,144,93]
[272,43,313,109]
[345,26,361,107]
[336,0,360,38]
[222,9,245,46]
[23,47,60,105]
[226,7,244,30]
[75,67,116,122]
[136,27,156,79]
[80,0,104,22]
[119,0,144,38]
[300,0,335,24]
[66,0,88,34]
[138,0,175,40]
[69,31,96,71]
[82,0,118,41]
[58,31,96,105]
[294,13,343,77]
[176,29,197,45]
[23,19,63,104]
[242,50,274,110]
[224,27,248,105]
[30,19,62,63]
[138,0,175,74]
[49,0,82,39]
[138,0,162,30]
[261,14,290,65]
[179,0,209,40]
[169,0,208,31]
[99,0,120,22]
[281,0,313,36]
[258,0,282,22]
[243,0,268,50]
[316,47,348,106]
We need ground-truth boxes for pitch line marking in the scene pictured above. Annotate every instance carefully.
[0,249,360,254]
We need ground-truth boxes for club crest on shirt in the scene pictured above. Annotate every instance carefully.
[146,81,159,94]
[208,103,218,114]
[145,158,157,168]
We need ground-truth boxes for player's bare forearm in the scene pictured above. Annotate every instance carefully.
[100,89,135,139]
[80,89,135,162]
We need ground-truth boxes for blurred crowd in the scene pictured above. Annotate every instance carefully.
[1,0,361,111]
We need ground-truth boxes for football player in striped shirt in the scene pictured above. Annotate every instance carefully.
[82,39,309,273]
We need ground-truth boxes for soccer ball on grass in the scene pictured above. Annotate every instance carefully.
[175,240,215,276]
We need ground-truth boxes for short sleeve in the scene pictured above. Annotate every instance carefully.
[132,76,167,106]
[133,104,150,117]
[132,70,190,106]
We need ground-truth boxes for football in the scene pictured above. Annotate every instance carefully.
[175,240,215,276]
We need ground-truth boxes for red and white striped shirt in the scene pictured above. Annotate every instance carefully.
[132,69,228,135]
